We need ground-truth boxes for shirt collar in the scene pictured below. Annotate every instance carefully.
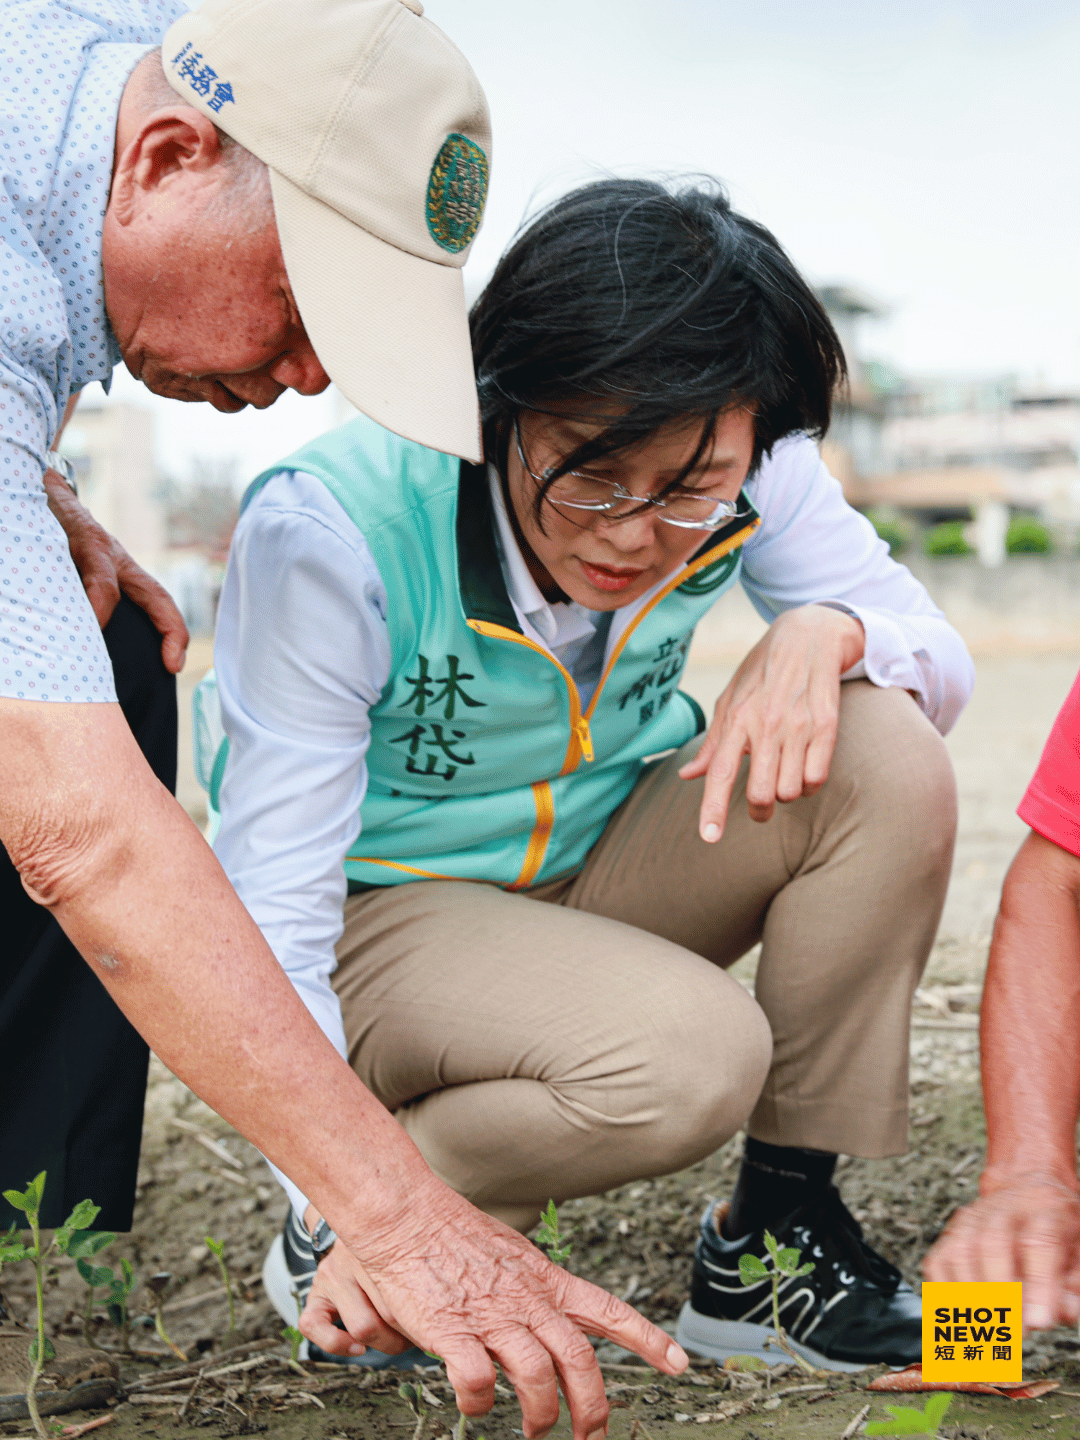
[486,465,599,649]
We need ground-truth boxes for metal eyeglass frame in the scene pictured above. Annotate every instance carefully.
[513,419,745,531]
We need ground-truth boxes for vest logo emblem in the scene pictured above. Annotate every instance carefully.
[426,134,488,253]
[677,550,740,596]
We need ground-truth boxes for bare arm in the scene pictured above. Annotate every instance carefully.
[923,830,1080,1330]
[0,697,684,1435]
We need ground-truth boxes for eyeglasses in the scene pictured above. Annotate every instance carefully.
[514,420,745,531]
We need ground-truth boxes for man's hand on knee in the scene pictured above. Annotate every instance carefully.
[924,1178,1080,1331]
[320,1185,686,1440]
[44,468,189,673]
[679,604,865,841]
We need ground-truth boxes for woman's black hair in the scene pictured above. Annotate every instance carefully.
[470,177,846,517]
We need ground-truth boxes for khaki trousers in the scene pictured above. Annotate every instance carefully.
[332,681,956,1232]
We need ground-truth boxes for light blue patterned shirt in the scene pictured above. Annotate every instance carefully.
[0,0,187,702]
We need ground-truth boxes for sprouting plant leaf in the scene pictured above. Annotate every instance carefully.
[105,1259,135,1327]
[536,1200,571,1267]
[3,1188,31,1214]
[723,1354,768,1372]
[737,1231,817,1376]
[54,1201,100,1256]
[398,1381,425,1418]
[865,1391,953,1436]
[205,1236,237,1333]
[28,1337,55,1366]
[0,1230,28,1264]
[66,1230,115,1261]
[76,1259,114,1289]
[738,1253,769,1284]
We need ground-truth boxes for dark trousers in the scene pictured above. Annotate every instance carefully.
[0,598,177,1230]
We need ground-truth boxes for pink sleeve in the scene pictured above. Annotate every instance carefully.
[1018,668,1080,859]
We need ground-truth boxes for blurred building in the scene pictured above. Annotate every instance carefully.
[57,394,165,570]
[58,395,227,634]
[817,284,894,484]
[849,379,1080,563]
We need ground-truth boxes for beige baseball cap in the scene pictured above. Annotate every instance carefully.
[162,0,490,462]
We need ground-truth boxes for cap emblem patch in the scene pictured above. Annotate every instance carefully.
[425,133,488,254]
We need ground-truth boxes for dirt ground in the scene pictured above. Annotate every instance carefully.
[5,650,1080,1440]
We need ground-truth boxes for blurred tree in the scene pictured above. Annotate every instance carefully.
[1005,515,1052,554]
[159,457,241,564]
[924,521,974,557]
[865,509,911,557]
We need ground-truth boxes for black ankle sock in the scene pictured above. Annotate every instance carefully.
[722,1138,838,1239]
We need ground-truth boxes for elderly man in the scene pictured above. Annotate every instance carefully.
[0,1,682,1433]
[924,666,1080,1333]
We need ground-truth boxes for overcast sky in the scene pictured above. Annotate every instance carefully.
[109,0,1080,485]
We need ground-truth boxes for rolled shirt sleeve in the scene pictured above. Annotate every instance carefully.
[740,436,975,735]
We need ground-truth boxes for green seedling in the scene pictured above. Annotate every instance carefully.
[398,1380,427,1440]
[281,1291,306,1375]
[865,1392,953,1436]
[70,1228,118,1349]
[1,1172,100,1438]
[145,1271,187,1361]
[104,1256,136,1352]
[737,1229,816,1376]
[536,1199,572,1268]
[204,1235,236,1335]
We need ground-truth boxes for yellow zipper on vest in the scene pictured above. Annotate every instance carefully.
[581,516,761,724]
[505,781,556,890]
[465,620,594,772]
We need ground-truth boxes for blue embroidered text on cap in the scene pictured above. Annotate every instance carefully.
[171,39,235,113]
[425,133,487,254]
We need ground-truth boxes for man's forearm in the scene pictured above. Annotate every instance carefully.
[0,697,433,1251]
[980,831,1080,1191]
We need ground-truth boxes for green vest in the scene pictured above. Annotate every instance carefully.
[232,416,759,890]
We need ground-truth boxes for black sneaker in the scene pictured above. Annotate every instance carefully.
[262,1210,438,1370]
[676,1186,921,1372]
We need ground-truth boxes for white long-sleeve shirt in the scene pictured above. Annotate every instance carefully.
[212,433,974,1215]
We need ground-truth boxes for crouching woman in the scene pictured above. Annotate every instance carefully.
[204,178,971,1374]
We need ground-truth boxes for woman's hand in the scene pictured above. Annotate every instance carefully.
[300,1189,686,1440]
[679,604,865,840]
[924,1177,1080,1332]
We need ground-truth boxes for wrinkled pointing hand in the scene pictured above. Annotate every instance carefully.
[303,1186,687,1440]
